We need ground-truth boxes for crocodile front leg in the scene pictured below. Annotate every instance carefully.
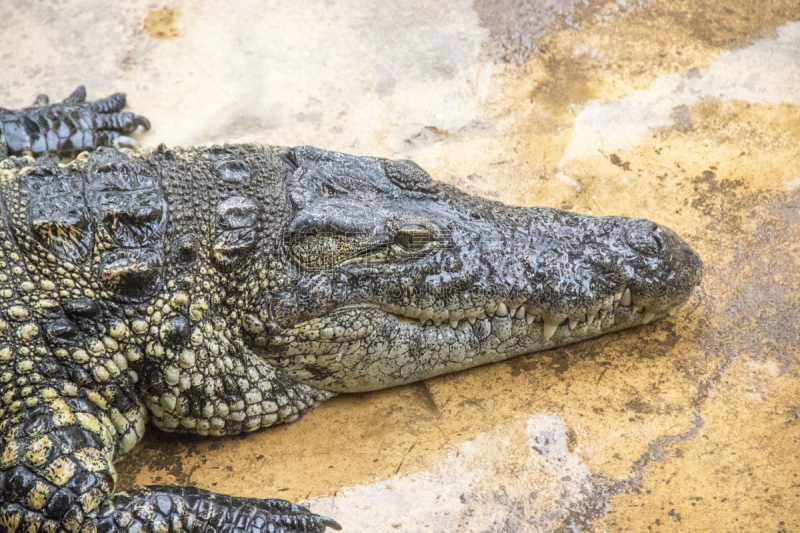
[0,389,339,532]
[0,86,150,159]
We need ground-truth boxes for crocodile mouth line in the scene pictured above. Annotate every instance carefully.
[280,286,680,345]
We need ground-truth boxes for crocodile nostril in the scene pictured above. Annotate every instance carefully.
[161,315,190,347]
[625,221,664,256]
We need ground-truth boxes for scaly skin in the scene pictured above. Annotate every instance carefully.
[0,86,150,160]
[264,147,703,391]
[0,89,702,532]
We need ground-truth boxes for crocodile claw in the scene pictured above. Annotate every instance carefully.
[96,487,342,533]
[0,85,150,158]
[62,84,86,104]
[321,516,344,530]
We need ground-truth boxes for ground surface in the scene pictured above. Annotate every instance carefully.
[2,1,799,531]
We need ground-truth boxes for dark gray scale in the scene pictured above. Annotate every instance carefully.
[288,146,397,209]
[214,159,252,185]
[92,189,166,248]
[217,196,259,230]
[38,296,92,346]
[212,195,261,272]
[21,162,93,263]
[62,297,102,319]
[41,317,81,345]
[84,149,167,301]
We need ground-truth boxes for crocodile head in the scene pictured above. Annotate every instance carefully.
[254,147,703,392]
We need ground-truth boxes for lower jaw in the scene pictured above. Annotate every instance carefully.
[261,303,662,393]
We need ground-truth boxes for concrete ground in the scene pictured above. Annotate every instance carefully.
[2,0,799,530]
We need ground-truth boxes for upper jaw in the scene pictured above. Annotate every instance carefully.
[265,208,703,344]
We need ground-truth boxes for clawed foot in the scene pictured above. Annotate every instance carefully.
[98,487,341,533]
[0,85,150,158]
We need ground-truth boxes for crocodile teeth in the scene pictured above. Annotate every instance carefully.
[587,312,596,325]
[632,305,641,314]
[496,303,509,317]
[642,310,655,324]
[599,308,607,319]
[668,305,678,316]
[620,288,631,306]
[515,306,526,320]
[542,321,558,340]
[569,316,579,330]
[526,313,536,325]
[468,316,476,325]
[478,312,487,320]
[432,319,442,327]
[450,318,460,329]
[613,291,623,308]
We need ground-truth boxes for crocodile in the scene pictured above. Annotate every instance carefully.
[0,88,703,532]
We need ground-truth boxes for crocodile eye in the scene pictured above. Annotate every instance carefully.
[390,224,441,258]
[288,233,383,271]
[395,226,433,251]
[626,221,664,256]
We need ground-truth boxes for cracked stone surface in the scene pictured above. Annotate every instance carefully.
[2,0,799,531]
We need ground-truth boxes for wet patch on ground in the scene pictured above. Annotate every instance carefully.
[142,7,180,39]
